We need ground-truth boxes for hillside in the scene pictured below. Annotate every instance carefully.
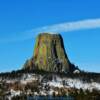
[0,69,100,100]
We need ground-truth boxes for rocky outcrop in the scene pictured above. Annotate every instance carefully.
[23,33,76,72]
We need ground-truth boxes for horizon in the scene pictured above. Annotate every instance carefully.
[0,0,100,72]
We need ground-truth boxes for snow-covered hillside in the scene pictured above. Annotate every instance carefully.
[0,72,100,99]
[2,73,100,91]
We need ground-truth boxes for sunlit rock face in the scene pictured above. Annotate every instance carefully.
[33,33,71,72]
[24,33,75,72]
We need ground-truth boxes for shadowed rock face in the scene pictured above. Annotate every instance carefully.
[24,33,75,72]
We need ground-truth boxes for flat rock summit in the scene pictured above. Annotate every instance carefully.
[24,33,76,72]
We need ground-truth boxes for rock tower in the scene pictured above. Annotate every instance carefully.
[23,33,75,72]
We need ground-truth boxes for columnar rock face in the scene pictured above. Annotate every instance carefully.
[33,33,71,72]
[24,33,74,72]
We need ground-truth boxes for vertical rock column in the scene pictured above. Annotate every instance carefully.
[33,33,71,72]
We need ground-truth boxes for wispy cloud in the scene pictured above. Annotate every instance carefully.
[35,18,100,33]
[1,18,100,43]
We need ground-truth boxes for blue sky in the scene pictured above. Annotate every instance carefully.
[0,0,100,72]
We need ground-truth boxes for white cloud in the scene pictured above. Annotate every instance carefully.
[35,18,100,33]
[1,18,100,43]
